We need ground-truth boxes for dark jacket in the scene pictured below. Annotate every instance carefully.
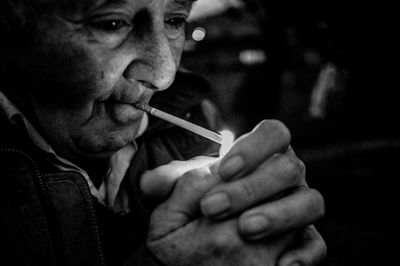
[0,72,220,266]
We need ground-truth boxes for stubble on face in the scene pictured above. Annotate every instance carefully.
[18,0,191,163]
[25,13,139,159]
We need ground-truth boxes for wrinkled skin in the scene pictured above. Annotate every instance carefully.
[7,0,326,265]
[19,0,188,165]
[143,120,326,266]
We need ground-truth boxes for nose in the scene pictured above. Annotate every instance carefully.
[123,12,177,91]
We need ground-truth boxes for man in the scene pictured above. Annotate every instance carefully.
[0,0,326,265]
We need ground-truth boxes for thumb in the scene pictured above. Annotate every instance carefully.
[147,166,222,241]
[140,156,219,199]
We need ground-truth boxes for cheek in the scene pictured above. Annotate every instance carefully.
[29,32,116,112]
[171,36,186,67]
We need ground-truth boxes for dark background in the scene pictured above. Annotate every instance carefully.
[181,1,400,265]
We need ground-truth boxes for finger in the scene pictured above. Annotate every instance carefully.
[140,156,218,199]
[238,187,324,240]
[217,120,291,180]
[286,146,309,187]
[278,226,327,266]
[201,152,306,218]
[147,167,221,241]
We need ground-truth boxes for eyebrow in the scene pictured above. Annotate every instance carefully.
[168,0,198,11]
[96,0,198,11]
[172,0,198,4]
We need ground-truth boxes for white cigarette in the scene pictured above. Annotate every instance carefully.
[135,103,223,144]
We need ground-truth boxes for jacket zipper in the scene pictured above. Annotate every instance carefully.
[1,148,51,209]
[79,169,107,266]
[0,148,106,266]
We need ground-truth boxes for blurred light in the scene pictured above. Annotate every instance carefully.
[227,0,245,8]
[189,0,245,21]
[309,64,337,119]
[239,49,267,66]
[219,129,235,156]
[192,27,207,42]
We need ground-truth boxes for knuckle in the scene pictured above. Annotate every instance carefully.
[266,119,292,146]
[287,154,304,174]
[309,227,328,264]
[185,168,206,178]
[314,190,326,219]
[211,229,237,251]
[176,170,199,189]
[319,238,328,257]
[169,160,182,166]
[291,226,327,266]
[320,239,328,259]
[256,119,272,132]
[279,154,305,184]
[149,202,168,224]
[295,157,306,175]
[168,160,187,170]
[307,188,326,220]
[238,179,257,203]
[176,168,209,192]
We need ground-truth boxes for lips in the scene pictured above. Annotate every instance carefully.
[104,93,152,125]
[97,82,154,124]
[108,102,140,124]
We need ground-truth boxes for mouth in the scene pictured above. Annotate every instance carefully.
[103,100,146,125]
[95,84,154,125]
[97,91,149,124]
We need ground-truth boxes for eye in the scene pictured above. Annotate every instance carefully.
[165,17,187,28]
[85,15,133,45]
[165,17,187,39]
[88,19,131,32]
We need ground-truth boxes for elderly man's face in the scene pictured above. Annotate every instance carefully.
[22,0,193,161]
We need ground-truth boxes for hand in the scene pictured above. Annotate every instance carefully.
[145,166,296,266]
[141,120,326,265]
[202,120,326,265]
[141,155,218,199]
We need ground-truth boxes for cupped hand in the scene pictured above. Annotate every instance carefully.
[141,120,326,266]
[146,166,295,266]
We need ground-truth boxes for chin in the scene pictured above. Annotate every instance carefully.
[75,144,127,161]
[73,131,136,159]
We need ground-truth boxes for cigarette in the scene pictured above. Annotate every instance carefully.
[134,103,222,144]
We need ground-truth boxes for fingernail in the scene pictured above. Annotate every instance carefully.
[220,155,245,178]
[240,214,268,235]
[201,193,231,217]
